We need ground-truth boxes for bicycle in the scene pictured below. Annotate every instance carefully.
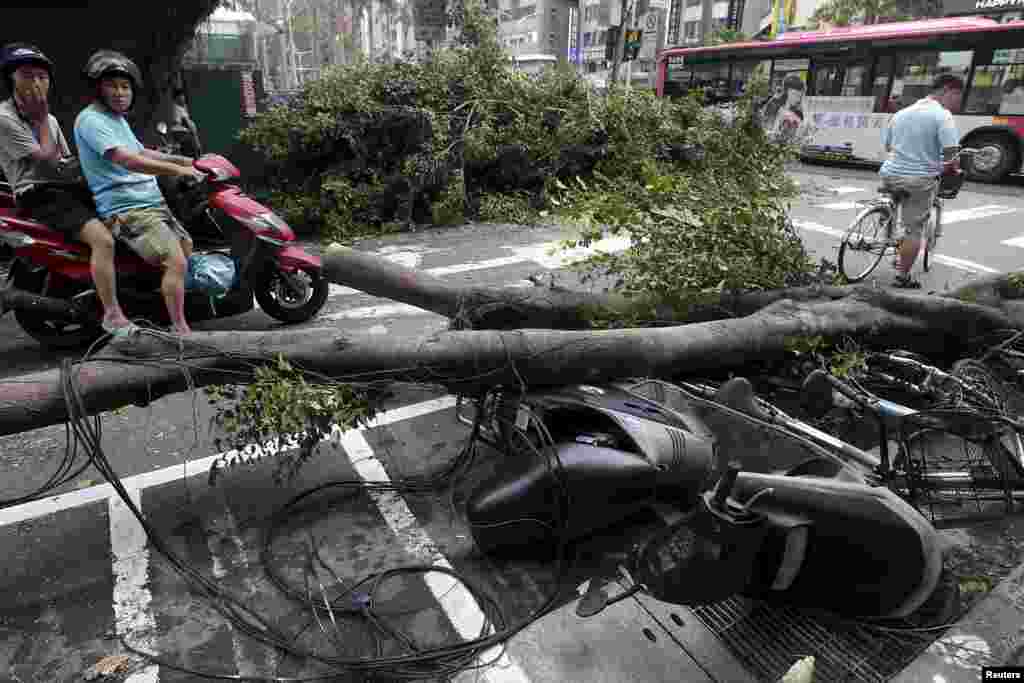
[837,148,981,283]
[685,351,1024,524]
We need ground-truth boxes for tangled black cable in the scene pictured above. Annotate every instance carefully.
[56,344,577,681]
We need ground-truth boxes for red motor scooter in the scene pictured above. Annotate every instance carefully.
[0,138,328,350]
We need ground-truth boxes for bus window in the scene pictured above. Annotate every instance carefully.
[872,55,896,112]
[663,56,693,98]
[811,62,843,96]
[691,62,731,102]
[889,50,973,112]
[966,64,1024,115]
[841,64,868,96]
[771,58,809,96]
[732,59,772,97]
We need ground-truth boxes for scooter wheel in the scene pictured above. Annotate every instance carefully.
[254,266,329,324]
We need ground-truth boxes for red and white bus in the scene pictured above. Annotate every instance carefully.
[655,17,1024,182]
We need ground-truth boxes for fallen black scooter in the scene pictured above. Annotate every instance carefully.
[462,379,945,622]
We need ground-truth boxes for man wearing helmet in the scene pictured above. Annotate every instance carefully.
[74,50,204,336]
[0,43,134,335]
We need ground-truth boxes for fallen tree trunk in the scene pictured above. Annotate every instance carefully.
[322,244,1024,328]
[0,288,1017,437]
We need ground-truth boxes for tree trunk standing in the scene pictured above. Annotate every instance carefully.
[700,0,713,45]
[609,0,630,88]
[368,0,377,61]
[0,289,1018,438]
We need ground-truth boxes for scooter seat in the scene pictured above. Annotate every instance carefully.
[735,471,941,619]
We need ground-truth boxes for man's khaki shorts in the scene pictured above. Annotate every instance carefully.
[879,175,938,239]
[105,204,191,263]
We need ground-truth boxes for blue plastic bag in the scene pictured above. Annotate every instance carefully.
[185,253,238,297]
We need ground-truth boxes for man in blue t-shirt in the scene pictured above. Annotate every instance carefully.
[880,74,963,289]
[74,50,204,335]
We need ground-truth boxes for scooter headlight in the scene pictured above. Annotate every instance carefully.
[239,212,290,235]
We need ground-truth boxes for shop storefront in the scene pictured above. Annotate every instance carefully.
[944,0,1024,23]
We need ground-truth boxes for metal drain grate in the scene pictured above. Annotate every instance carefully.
[691,597,934,682]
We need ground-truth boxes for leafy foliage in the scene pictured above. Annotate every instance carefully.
[220,0,825,483]
[809,0,941,26]
[205,357,375,485]
[550,88,819,323]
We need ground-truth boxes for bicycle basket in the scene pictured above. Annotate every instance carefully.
[937,171,965,199]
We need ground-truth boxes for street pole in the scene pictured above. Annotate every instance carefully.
[576,0,585,75]
[609,0,630,88]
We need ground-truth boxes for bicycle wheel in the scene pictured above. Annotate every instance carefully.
[839,205,893,282]
[923,200,941,273]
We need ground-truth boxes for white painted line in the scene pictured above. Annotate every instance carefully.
[943,205,1016,225]
[0,397,458,527]
[793,219,999,274]
[428,255,528,276]
[109,488,160,683]
[322,303,435,321]
[930,253,999,274]
[831,186,865,194]
[792,219,846,240]
[819,201,861,210]
[340,429,532,683]
[503,234,631,269]
[321,281,537,321]
[1002,235,1024,249]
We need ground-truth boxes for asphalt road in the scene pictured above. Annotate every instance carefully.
[0,162,1022,682]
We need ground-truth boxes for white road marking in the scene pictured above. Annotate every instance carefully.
[819,201,862,210]
[943,205,1016,224]
[322,303,433,321]
[0,398,457,527]
[109,488,160,683]
[794,219,999,274]
[321,281,539,321]
[930,253,1000,274]
[503,234,631,269]
[340,429,532,683]
[792,219,846,240]
[830,186,865,194]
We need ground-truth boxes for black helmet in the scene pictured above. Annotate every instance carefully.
[0,43,53,92]
[83,50,142,89]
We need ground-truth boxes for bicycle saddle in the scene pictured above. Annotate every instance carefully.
[877,186,910,200]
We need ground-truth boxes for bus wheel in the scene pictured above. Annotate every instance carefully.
[963,133,1018,183]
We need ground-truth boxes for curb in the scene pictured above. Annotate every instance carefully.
[894,559,1024,681]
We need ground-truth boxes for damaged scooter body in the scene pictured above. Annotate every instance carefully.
[465,378,943,622]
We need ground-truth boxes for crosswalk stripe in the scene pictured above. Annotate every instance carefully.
[793,220,999,274]
[340,429,533,683]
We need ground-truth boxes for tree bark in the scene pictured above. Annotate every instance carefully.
[0,288,1017,438]
[320,243,1024,329]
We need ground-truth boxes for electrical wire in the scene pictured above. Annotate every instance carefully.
[54,340,580,681]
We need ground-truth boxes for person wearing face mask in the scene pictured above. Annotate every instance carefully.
[0,43,133,335]
[74,50,205,336]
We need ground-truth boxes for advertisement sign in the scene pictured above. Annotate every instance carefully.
[639,12,662,60]
[943,0,1024,13]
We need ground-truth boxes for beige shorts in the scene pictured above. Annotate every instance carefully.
[106,204,191,263]
[879,175,938,239]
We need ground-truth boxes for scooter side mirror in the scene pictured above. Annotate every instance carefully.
[156,121,168,136]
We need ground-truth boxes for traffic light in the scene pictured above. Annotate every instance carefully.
[623,28,643,62]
